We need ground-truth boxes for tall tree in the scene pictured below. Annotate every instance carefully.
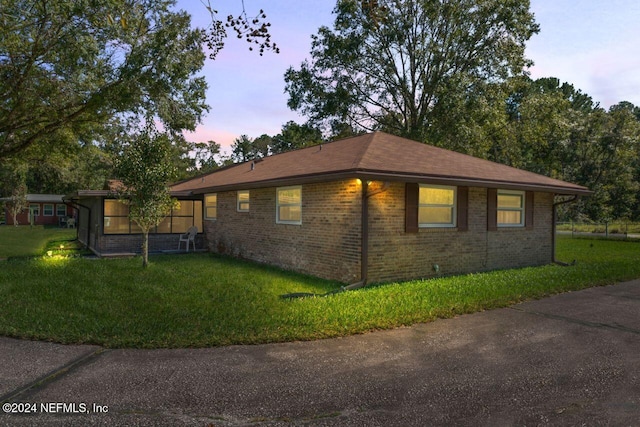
[191,141,222,175]
[229,134,272,162]
[0,0,208,160]
[271,121,324,154]
[0,160,27,226]
[285,0,539,143]
[114,126,178,268]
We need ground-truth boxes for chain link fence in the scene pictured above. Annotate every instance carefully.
[556,221,640,240]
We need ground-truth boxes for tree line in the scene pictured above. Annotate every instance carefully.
[2,0,639,226]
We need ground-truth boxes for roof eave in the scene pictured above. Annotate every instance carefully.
[189,170,592,196]
[65,189,196,199]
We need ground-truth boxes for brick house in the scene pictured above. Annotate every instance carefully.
[1,194,75,226]
[168,132,590,284]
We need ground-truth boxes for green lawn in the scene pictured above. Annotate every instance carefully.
[0,236,639,348]
[0,226,78,258]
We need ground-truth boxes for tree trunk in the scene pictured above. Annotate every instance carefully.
[142,231,149,268]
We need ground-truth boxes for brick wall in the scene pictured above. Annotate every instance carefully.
[202,180,555,284]
[204,180,362,283]
[367,183,553,283]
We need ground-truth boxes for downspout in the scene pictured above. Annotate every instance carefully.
[280,180,389,299]
[344,181,391,291]
[552,195,578,265]
[361,180,369,285]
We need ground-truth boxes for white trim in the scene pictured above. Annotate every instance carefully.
[418,184,457,228]
[276,186,302,225]
[29,204,40,217]
[237,190,250,212]
[43,204,54,216]
[497,190,525,227]
[56,203,67,217]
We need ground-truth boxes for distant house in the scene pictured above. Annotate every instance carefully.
[71,132,591,283]
[1,194,75,226]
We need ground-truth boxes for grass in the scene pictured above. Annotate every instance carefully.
[0,235,639,348]
[0,225,78,258]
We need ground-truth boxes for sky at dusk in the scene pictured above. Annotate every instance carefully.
[176,0,640,153]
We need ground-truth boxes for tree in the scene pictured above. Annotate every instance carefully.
[562,104,640,221]
[229,134,272,162]
[0,160,27,226]
[0,0,208,160]
[284,0,539,143]
[200,1,279,59]
[191,141,222,174]
[271,121,324,154]
[114,126,178,268]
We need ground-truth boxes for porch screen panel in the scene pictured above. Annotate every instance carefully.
[104,200,130,234]
[171,200,196,233]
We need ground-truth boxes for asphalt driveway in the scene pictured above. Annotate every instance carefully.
[1,279,639,426]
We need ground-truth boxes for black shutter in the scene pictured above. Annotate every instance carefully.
[457,186,469,231]
[405,183,419,233]
[525,191,534,230]
[487,188,497,231]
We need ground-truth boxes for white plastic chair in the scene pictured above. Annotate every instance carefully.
[178,226,198,252]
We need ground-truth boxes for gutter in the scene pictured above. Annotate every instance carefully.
[552,195,579,265]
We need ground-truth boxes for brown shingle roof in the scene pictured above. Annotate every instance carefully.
[172,132,590,195]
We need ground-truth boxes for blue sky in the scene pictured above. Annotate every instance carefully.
[177,0,640,152]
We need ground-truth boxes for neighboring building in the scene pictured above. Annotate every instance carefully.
[1,194,75,226]
[70,132,591,283]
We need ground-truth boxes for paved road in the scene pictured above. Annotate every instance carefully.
[1,280,639,426]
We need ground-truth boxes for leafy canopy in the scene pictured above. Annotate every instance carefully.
[285,0,539,142]
[0,0,208,159]
[114,126,178,267]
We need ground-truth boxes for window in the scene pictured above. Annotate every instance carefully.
[29,204,40,217]
[104,199,130,234]
[204,194,217,220]
[237,190,250,212]
[277,186,302,225]
[418,185,456,228]
[43,204,54,216]
[104,199,203,234]
[56,204,67,217]
[497,190,525,227]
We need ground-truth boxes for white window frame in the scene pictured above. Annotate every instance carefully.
[43,204,54,216]
[276,186,302,225]
[497,190,525,227]
[204,193,217,220]
[29,204,40,217]
[237,190,250,212]
[56,204,67,217]
[418,184,457,228]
